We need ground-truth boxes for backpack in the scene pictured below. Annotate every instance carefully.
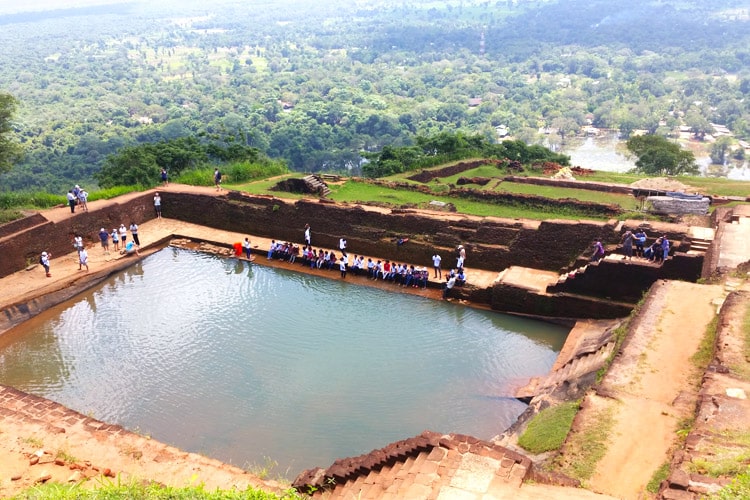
[39,255,44,265]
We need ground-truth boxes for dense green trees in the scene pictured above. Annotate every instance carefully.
[362,133,570,178]
[626,135,699,176]
[0,93,23,174]
[0,0,748,191]
[94,136,270,188]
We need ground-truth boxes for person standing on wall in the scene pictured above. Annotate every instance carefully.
[67,190,77,213]
[161,168,168,186]
[339,256,347,279]
[214,168,222,190]
[432,252,442,279]
[73,233,83,253]
[243,237,252,260]
[40,251,52,277]
[119,224,127,247]
[130,222,140,247]
[77,188,88,212]
[154,192,162,218]
[304,223,311,246]
[98,228,110,254]
[111,228,120,252]
[339,237,347,256]
[620,229,634,262]
[78,247,89,271]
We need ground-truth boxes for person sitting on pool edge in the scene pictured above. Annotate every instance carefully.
[121,240,140,256]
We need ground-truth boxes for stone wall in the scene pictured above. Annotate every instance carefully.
[164,191,619,273]
[0,192,696,306]
[0,194,156,278]
[491,283,632,319]
[548,254,704,303]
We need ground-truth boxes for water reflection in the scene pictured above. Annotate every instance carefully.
[0,248,568,475]
[559,134,636,172]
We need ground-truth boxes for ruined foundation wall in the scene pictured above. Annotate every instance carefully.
[0,195,156,279]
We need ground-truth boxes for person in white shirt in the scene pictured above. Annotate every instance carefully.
[130,222,140,246]
[432,253,442,279]
[443,275,457,300]
[119,224,128,246]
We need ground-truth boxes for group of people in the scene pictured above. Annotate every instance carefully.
[97,223,141,256]
[66,185,89,214]
[40,222,143,278]
[591,228,671,264]
[262,224,468,298]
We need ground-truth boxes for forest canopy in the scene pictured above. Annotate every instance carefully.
[0,0,748,191]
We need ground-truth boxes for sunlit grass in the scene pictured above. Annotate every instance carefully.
[518,401,580,454]
[9,479,302,500]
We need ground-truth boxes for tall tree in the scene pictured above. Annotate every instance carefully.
[0,93,23,174]
[626,135,699,176]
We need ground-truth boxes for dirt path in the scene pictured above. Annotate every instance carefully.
[583,280,725,498]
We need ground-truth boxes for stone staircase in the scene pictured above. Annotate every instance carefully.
[303,175,332,197]
[685,226,714,256]
[292,431,532,499]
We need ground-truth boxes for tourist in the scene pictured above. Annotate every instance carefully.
[456,269,466,286]
[130,222,140,246]
[161,168,168,186]
[73,234,83,253]
[339,256,347,278]
[154,192,162,218]
[634,228,647,258]
[432,252,442,279]
[67,190,77,213]
[119,224,128,247]
[98,228,110,254]
[339,237,347,255]
[243,237,252,259]
[214,168,222,190]
[661,235,670,262]
[304,223,311,246]
[72,184,81,201]
[111,228,120,252]
[443,274,457,299]
[78,247,89,271]
[456,253,464,272]
[40,251,51,277]
[267,240,276,260]
[620,229,634,262]
[590,239,605,262]
[649,237,663,262]
[77,188,88,212]
[122,240,139,256]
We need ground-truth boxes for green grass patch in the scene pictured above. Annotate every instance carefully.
[173,168,216,187]
[737,302,750,381]
[646,462,671,493]
[690,315,719,380]
[706,468,750,499]
[10,480,302,499]
[493,181,637,209]
[555,404,616,483]
[687,430,750,478]
[327,180,613,220]
[677,176,750,198]
[584,171,644,185]
[518,401,580,454]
